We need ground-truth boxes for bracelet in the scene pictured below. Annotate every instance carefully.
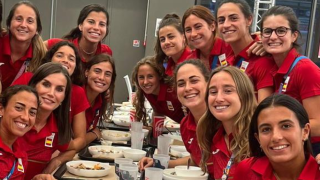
[90,130,99,140]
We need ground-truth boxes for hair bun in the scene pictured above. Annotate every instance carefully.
[163,13,180,21]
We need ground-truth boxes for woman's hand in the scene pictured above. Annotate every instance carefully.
[138,157,154,171]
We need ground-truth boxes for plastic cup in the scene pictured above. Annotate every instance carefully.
[131,121,143,131]
[119,163,138,180]
[131,130,144,149]
[153,154,170,169]
[157,136,171,155]
[145,167,163,180]
[153,116,165,137]
[115,158,133,179]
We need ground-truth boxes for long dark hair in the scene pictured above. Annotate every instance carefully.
[249,94,312,157]
[85,54,116,121]
[63,4,109,41]
[41,41,84,86]
[28,62,72,145]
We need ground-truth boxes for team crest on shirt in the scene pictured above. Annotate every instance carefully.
[17,158,24,173]
[45,133,55,147]
[188,138,193,144]
[282,77,290,93]
[219,54,228,67]
[240,61,249,72]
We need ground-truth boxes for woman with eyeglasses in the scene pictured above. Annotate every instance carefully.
[260,6,320,155]
[216,0,275,102]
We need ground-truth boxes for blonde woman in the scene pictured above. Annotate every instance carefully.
[197,66,257,179]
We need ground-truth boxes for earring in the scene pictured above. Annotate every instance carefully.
[0,115,2,118]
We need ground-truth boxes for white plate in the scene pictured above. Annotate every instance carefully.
[66,160,111,177]
[113,111,130,116]
[167,133,182,141]
[170,145,187,158]
[164,118,180,130]
[163,168,208,180]
[116,106,133,112]
[112,115,131,127]
[101,130,131,141]
[88,145,124,159]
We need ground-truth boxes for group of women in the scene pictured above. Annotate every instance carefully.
[135,0,320,180]
[1,0,320,180]
[0,1,116,180]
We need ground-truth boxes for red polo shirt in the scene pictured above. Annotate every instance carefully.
[70,85,90,119]
[165,47,192,76]
[144,83,184,123]
[271,48,320,103]
[234,155,320,180]
[180,112,215,178]
[85,93,103,131]
[0,138,27,180]
[0,34,33,91]
[228,41,274,92]
[47,38,113,62]
[189,37,232,69]
[210,127,236,179]
[17,114,69,180]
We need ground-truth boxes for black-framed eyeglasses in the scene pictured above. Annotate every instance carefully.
[262,27,291,38]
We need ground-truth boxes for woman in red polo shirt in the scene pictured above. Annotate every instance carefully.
[154,14,192,76]
[84,54,116,145]
[44,4,112,63]
[139,60,212,174]
[12,41,89,155]
[0,85,38,180]
[234,94,320,180]
[17,63,74,179]
[216,0,275,102]
[197,66,256,179]
[0,1,46,91]
[260,5,320,155]
[0,85,56,180]
[132,56,184,124]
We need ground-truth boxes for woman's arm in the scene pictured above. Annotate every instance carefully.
[70,111,86,151]
[42,150,77,174]
[85,127,102,146]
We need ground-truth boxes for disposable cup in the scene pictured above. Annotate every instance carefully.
[114,158,133,179]
[145,167,163,180]
[131,130,144,149]
[157,136,171,155]
[119,163,138,180]
[153,154,170,169]
[153,116,165,137]
[131,121,143,131]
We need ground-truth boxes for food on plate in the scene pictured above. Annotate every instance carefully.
[71,163,105,170]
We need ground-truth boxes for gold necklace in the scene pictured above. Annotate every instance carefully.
[80,45,97,55]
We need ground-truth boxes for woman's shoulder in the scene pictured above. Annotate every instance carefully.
[100,44,113,56]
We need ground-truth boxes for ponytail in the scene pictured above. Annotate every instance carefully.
[28,34,47,73]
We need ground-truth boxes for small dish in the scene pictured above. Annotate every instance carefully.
[123,149,146,162]
[88,145,124,159]
[163,168,208,180]
[101,130,131,141]
[66,160,111,177]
